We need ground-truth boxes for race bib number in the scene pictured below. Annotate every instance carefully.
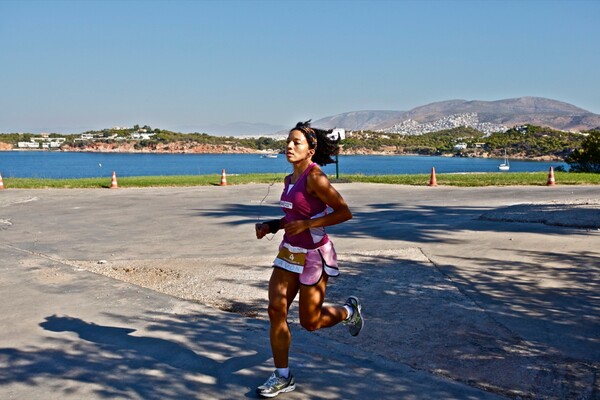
[273,243,307,274]
[276,246,306,266]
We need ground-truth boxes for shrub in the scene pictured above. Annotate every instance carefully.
[565,131,600,172]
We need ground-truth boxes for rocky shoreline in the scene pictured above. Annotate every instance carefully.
[1,141,564,161]
[59,142,259,154]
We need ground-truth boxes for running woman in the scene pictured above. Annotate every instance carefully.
[254,120,364,398]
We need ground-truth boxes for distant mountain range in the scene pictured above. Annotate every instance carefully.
[310,97,600,134]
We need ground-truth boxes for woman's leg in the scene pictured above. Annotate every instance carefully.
[298,275,348,331]
[268,268,300,368]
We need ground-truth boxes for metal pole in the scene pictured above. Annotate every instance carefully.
[336,154,339,179]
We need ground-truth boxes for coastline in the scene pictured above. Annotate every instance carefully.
[0,144,564,161]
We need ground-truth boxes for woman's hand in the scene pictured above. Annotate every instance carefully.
[255,223,270,239]
[283,219,310,236]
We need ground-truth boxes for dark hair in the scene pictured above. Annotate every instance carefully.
[291,120,340,166]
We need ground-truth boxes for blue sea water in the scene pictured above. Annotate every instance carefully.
[0,151,567,179]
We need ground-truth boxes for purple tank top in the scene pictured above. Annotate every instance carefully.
[280,163,329,249]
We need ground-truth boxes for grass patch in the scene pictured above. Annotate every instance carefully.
[3,174,287,189]
[346,172,600,186]
[2,172,599,189]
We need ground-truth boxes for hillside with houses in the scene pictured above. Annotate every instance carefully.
[1,123,592,162]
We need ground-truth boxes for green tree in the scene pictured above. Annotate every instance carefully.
[565,131,600,172]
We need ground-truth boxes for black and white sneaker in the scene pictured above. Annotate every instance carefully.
[256,370,296,398]
[343,296,364,337]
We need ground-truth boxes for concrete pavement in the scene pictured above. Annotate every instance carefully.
[1,184,599,399]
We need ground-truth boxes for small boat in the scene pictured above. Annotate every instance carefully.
[261,153,278,159]
[498,150,510,171]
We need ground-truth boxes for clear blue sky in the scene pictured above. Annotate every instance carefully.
[1,0,598,134]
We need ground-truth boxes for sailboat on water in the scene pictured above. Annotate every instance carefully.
[498,150,510,171]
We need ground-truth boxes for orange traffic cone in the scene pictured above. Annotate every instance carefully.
[547,166,556,186]
[0,172,5,190]
[429,167,437,187]
[220,169,227,186]
[110,171,119,189]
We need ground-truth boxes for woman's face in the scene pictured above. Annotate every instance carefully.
[286,129,312,163]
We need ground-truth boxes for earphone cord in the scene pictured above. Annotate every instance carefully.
[257,171,288,241]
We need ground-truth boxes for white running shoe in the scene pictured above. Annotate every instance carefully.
[256,370,296,398]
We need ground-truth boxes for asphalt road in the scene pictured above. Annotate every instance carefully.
[1,184,598,399]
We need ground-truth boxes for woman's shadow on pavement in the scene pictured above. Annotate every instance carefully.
[38,314,268,398]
